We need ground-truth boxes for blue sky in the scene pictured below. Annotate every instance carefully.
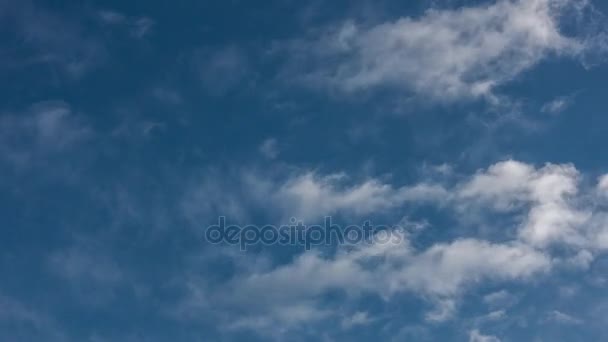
[2,0,608,341]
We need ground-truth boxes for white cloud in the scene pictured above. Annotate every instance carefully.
[269,172,449,221]
[97,10,126,24]
[341,311,373,329]
[541,96,573,114]
[130,17,154,38]
[259,138,280,159]
[272,172,398,220]
[484,310,507,321]
[97,9,154,38]
[184,168,448,223]
[469,329,501,342]
[226,304,332,334]
[296,0,601,102]
[458,160,590,248]
[458,160,535,210]
[186,158,608,260]
[396,239,551,297]
[181,232,549,332]
[0,101,91,169]
[425,298,458,322]
[179,158,608,334]
[483,290,518,309]
[545,310,583,325]
[598,174,608,193]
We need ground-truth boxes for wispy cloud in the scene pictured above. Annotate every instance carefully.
[97,9,155,38]
[283,0,606,104]
[541,95,575,114]
[0,101,91,170]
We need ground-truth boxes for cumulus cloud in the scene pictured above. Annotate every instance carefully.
[292,0,603,102]
[598,174,608,193]
[180,158,608,335]
[454,160,608,253]
[458,160,591,247]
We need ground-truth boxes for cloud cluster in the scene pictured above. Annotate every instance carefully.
[458,160,608,251]
[293,0,603,102]
[178,158,608,337]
